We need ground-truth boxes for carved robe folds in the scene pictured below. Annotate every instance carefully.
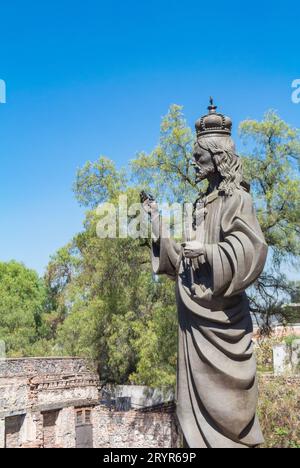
[152,188,268,448]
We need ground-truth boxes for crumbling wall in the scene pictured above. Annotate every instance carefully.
[0,358,180,449]
[0,358,93,378]
[0,377,28,414]
[92,405,180,448]
[0,358,99,448]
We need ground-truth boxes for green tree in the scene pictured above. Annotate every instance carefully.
[239,110,300,263]
[51,209,177,385]
[74,156,127,208]
[130,279,178,387]
[44,245,81,339]
[239,111,300,332]
[281,281,300,324]
[45,156,177,384]
[0,261,48,356]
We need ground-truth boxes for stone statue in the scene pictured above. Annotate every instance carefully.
[142,100,268,448]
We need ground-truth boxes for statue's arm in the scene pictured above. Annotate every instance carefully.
[151,211,182,279]
[141,193,181,279]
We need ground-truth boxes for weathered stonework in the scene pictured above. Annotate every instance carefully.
[0,357,92,378]
[0,358,100,448]
[93,404,180,449]
[0,358,179,448]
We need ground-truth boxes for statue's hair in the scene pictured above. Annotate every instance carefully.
[198,136,245,196]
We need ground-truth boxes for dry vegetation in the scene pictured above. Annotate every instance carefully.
[255,337,300,448]
[258,376,300,448]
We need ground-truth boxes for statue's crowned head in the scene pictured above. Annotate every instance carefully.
[193,99,245,195]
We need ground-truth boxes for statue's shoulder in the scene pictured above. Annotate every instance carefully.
[221,187,254,210]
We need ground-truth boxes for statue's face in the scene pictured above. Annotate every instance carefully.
[193,140,216,181]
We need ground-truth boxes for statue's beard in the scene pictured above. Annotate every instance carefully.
[194,165,215,182]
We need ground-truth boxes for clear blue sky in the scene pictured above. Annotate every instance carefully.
[0,1,299,275]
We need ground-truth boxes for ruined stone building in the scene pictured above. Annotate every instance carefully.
[0,358,178,448]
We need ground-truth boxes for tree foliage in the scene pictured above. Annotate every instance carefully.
[0,261,48,356]
[239,110,300,264]
[239,111,300,330]
[41,148,177,384]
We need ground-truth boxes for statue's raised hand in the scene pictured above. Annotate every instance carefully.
[140,191,158,216]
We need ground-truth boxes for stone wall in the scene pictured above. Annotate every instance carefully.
[0,357,93,378]
[0,358,179,449]
[0,358,100,448]
[93,404,179,449]
[0,357,99,418]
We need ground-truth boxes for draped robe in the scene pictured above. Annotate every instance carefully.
[151,188,268,448]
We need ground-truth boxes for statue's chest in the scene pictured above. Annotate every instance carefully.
[192,196,223,244]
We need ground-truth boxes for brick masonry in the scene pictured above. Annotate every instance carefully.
[0,358,180,448]
[93,404,180,449]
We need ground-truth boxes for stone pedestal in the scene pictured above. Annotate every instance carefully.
[273,340,300,375]
[291,340,300,373]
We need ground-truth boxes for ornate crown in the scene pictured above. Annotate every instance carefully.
[195,98,232,138]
